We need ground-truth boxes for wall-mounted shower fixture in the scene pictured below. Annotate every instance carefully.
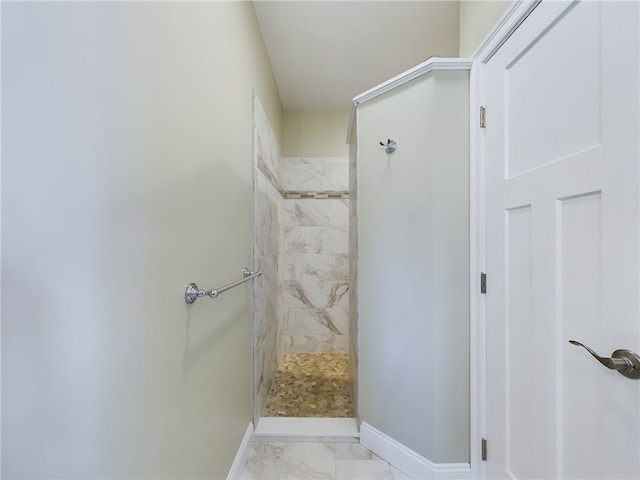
[379,139,397,154]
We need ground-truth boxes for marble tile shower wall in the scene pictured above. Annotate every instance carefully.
[348,136,359,416]
[283,157,349,193]
[252,100,352,415]
[253,94,284,420]
[282,158,350,354]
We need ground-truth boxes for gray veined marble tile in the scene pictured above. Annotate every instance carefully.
[335,443,381,461]
[293,254,349,282]
[252,92,285,422]
[284,156,325,166]
[241,457,283,480]
[285,227,323,254]
[324,281,349,308]
[285,280,342,312]
[322,227,349,255]
[323,162,349,191]
[324,308,349,334]
[285,334,323,353]
[322,333,349,354]
[279,253,296,280]
[286,200,349,228]
[254,200,280,257]
[314,308,344,335]
[284,160,323,191]
[278,155,352,355]
[284,280,322,310]
[250,441,286,459]
[281,442,336,480]
[290,307,341,336]
[335,459,393,480]
[286,200,330,227]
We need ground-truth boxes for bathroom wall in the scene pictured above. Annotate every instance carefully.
[282,109,351,157]
[281,158,350,354]
[253,94,286,421]
[1,2,282,478]
[356,68,470,464]
[459,0,512,56]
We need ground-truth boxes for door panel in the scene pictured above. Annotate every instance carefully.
[485,1,640,478]
[505,1,601,177]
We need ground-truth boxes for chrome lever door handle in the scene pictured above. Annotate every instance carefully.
[569,340,640,379]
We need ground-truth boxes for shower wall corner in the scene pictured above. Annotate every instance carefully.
[348,111,360,423]
[252,92,285,422]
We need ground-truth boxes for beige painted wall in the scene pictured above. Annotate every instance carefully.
[459,1,512,57]
[1,2,281,478]
[282,3,512,157]
[282,109,351,157]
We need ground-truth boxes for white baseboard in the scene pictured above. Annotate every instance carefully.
[359,422,472,480]
[226,422,254,480]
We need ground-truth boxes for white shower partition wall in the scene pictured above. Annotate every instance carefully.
[352,60,472,476]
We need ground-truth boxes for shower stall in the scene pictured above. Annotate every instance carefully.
[252,93,355,425]
[251,58,473,476]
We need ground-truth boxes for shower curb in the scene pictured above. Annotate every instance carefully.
[254,417,359,441]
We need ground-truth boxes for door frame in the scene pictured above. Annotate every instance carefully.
[469,0,543,475]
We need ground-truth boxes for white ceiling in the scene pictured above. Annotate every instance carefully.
[252,1,461,110]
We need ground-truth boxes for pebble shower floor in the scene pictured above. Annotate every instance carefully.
[262,353,354,417]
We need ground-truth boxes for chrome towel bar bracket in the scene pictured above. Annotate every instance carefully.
[185,267,262,304]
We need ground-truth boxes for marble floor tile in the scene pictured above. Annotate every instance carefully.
[251,441,286,459]
[241,458,283,480]
[335,459,394,480]
[240,438,410,480]
[281,442,336,479]
[263,353,354,417]
[241,442,285,479]
[335,442,381,461]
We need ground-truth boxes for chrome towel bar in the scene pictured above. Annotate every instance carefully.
[185,267,262,304]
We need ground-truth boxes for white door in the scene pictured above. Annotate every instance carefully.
[485,1,640,478]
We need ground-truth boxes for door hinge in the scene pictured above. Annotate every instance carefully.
[480,106,486,128]
[480,272,487,294]
[481,438,488,461]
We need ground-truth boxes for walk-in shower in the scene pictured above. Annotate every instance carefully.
[252,93,355,426]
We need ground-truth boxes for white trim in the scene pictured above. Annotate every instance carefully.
[0,1,3,474]
[254,417,359,439]
[472,0,542,63]
[346,57,472,142]
[469,1,543,477]
[226,422,254,480]
[468,58,485,479]
[352,58,472,106]
[360,423,472,480]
